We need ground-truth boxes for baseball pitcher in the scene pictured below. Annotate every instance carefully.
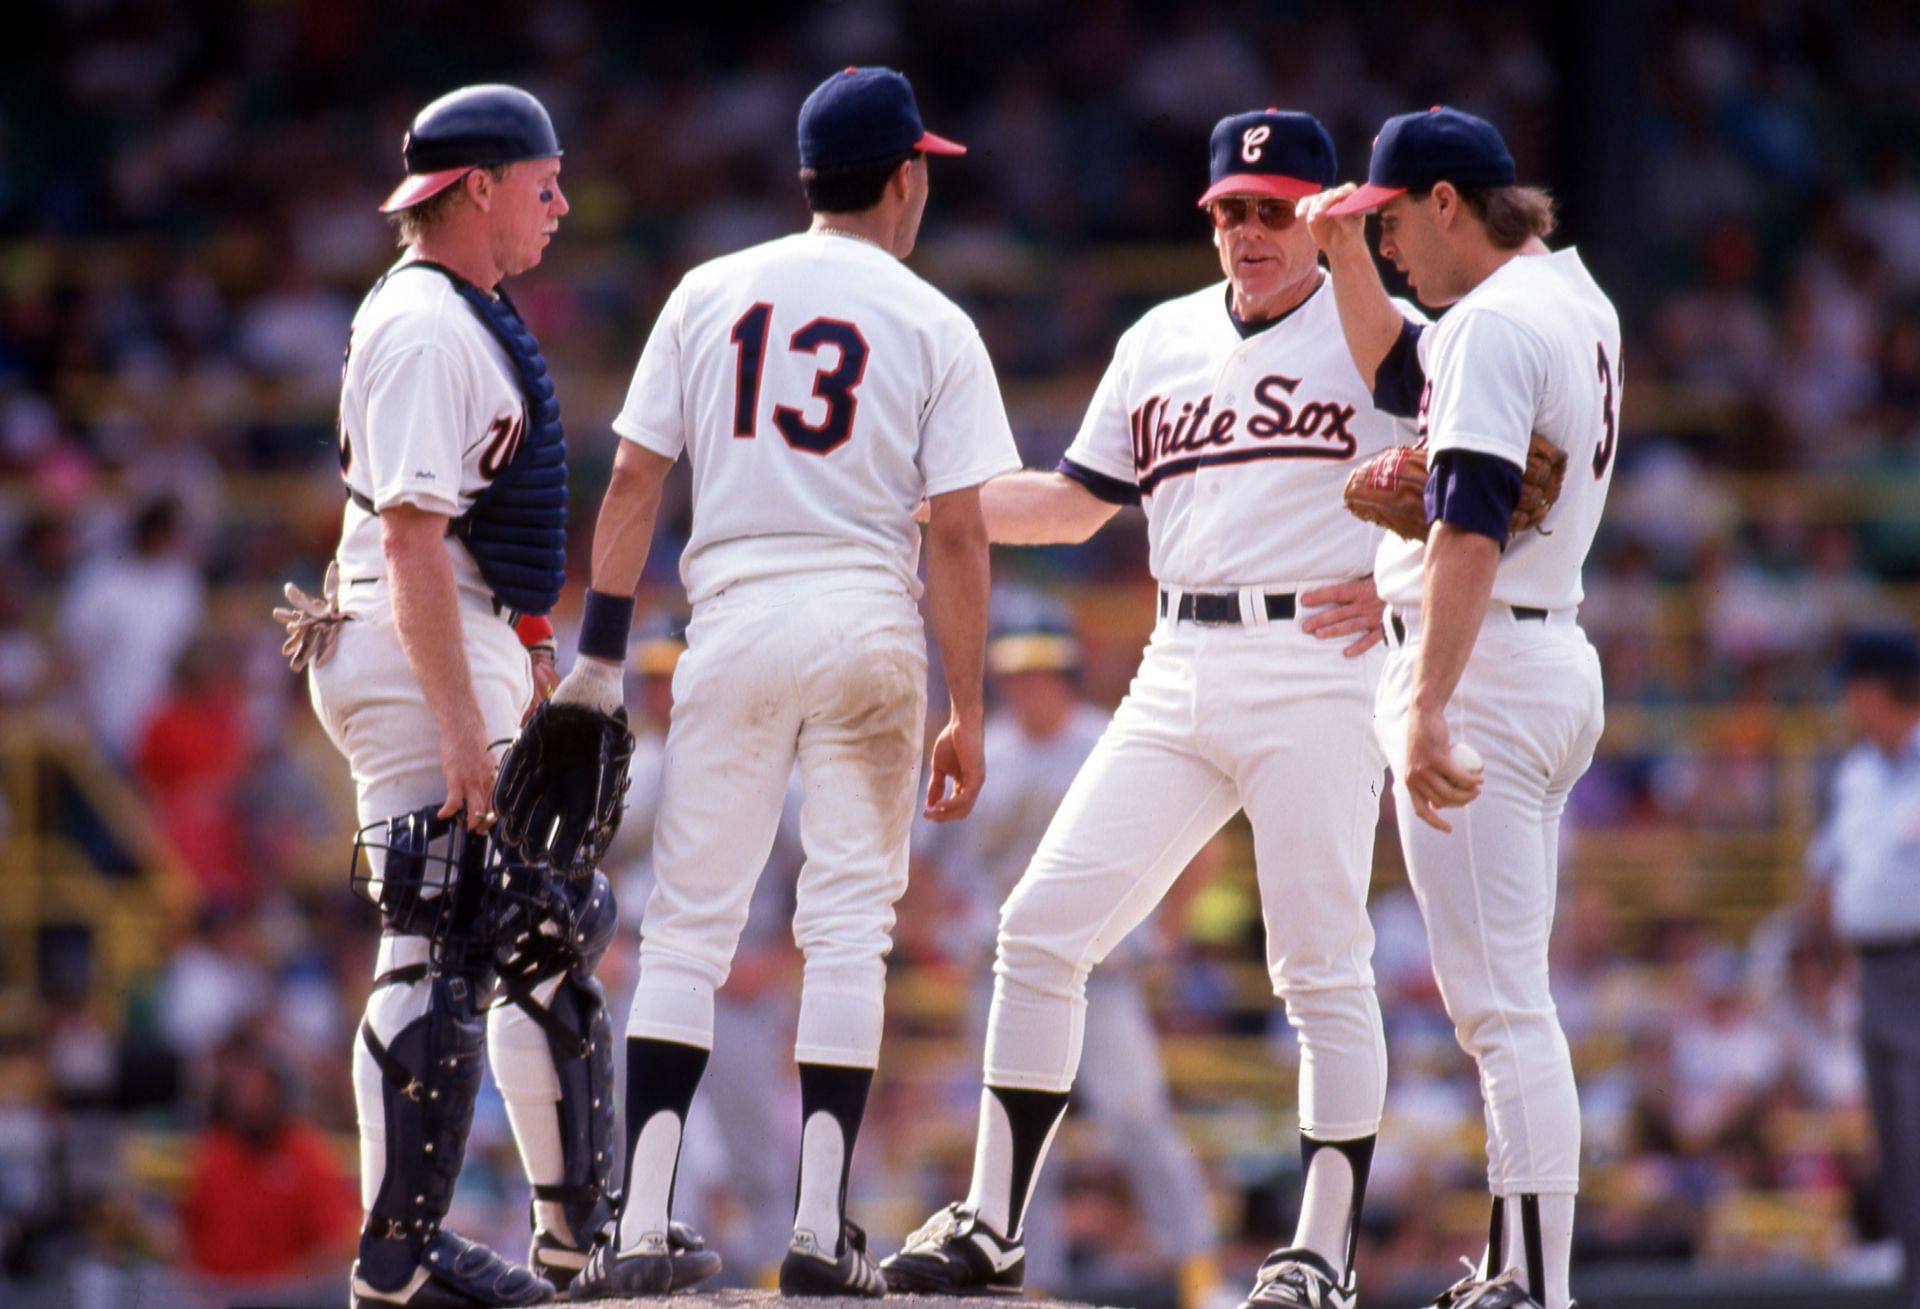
[1306,106,1619,1309]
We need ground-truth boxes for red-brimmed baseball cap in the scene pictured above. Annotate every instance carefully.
[1326,106,1516,216]
[379,84,563,214]
[1196,109,1336,207]
[798,66,965,170]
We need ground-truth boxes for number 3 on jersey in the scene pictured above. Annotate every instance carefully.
[1593,342,1620,478]
[730,303,870,456]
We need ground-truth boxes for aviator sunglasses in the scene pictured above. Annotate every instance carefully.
[1208,196,1299,230]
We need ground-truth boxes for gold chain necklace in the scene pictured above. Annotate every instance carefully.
[813,225,885,250]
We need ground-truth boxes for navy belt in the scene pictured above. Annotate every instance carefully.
[1161,589,1296,626]
[1390,605,1546,644]
[1856,936,1920,959]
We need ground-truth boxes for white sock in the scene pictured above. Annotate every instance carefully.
[616,1111,682,1252]
[964,1090,1017,1236]
[1291,1148,1354,1273]
[793,1111,848,1250]
[1499,1193,1575,1309]
[962,1088,1066,1240]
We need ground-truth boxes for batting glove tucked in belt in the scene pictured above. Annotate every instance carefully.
[272,560,352,672]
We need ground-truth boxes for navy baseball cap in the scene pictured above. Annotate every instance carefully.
[1198,109,1337,207]
[1838,630,1920,684]
[381,84,562,213]
[1327,106,1517,216]
[798,66,965,171]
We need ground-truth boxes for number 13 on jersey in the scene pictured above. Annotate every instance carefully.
[730,303,871,456]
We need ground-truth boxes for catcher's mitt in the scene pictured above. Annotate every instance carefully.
[493,699,635,877]
[1343,434,1569,543]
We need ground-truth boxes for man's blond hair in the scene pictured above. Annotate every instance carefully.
[388,164,512,244]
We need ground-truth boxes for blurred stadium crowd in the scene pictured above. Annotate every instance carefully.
[3,0,1920,1304]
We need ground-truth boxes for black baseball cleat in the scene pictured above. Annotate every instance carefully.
[1238,1247,1355,1309]
[780,1220,887,1297]
[1427,1263,1563,1309]
[529,1231,591,1294]
[350,1231,555,1308]
[566,1221,722,1300]
[880,1203,1024,1295]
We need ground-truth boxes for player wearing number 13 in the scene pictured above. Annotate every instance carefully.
[1303,108,1621,1309]
[548,66,1019,1299]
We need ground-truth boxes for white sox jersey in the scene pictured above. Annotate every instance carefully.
[614,232,1020,602]
[1062,277,1423,588]
[1375,248,1622,610]
[334,259,529,605]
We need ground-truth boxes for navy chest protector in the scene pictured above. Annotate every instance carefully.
[355,261,568,617]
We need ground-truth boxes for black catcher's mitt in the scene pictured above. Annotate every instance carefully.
[493,700,636,877]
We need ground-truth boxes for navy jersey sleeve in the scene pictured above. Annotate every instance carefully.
[1373,320,1427,419]
[1058,456,1141,507]
[1425,448,1521,547]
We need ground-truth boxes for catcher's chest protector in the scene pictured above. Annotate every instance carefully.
[386,261,570,618]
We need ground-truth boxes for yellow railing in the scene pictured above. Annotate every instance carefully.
[0,713,196,1036]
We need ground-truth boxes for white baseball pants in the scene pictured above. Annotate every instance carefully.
[1376,607,1604,1195]
[308,584,569,1209]
[986,600,1390,1142]
[628,571,927,1068]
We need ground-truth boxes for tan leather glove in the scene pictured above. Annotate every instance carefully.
[272,560,352,672]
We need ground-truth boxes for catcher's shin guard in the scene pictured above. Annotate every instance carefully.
[492,872,619,1284]
[356,966,496,1289]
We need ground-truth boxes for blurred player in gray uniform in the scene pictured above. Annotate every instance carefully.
[912,591,1220,1301]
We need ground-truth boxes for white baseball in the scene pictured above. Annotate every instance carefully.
[1450,742,1484,774]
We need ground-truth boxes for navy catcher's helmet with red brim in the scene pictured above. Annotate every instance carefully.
[381,83,563,214]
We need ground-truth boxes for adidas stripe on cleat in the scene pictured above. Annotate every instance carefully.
[880,1203,1024,1295]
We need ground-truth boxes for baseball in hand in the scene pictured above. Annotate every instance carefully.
[1450,742,1484,775]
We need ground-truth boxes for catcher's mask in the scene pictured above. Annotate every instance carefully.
[349,807,553,968]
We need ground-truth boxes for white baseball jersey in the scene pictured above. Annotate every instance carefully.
[333,258,528,606]
[1375,247,1622,610]
[614,232,1021,602]
[1062,277,1422,588]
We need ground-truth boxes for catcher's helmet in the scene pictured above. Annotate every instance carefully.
[381,83,563,213]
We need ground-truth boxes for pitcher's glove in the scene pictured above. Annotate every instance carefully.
[493,660,635,877]
[272,561,352,672]
[1343,434,1569,543]
[1511,432,1569,534]
[1343,443,1431,541]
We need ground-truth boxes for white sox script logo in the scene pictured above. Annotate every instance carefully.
[1241,125,1271,163]
[1129,375,1359,493]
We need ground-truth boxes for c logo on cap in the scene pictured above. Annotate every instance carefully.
[1241,125,1271,163]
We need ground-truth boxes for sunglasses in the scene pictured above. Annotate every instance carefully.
[1209,197,1298,230]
